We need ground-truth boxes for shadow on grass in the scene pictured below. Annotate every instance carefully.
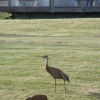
[0,33,69,38]
[88,92,100,99]
[11,13,100,19]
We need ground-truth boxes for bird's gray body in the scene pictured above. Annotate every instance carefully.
[46,65,69,81]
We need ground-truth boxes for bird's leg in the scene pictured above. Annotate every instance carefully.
[55,79,56,92]
[64,80,66,91]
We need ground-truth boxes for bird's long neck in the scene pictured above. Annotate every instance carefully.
[45,58,49,67]
[45,58,50,73]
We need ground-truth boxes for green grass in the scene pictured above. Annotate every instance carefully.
[0,18,100,100]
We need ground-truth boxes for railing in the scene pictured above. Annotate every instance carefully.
[0,0,100,13]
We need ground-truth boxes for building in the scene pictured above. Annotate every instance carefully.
[0,0,100,13]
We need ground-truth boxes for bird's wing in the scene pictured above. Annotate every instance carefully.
[60,71,70,82]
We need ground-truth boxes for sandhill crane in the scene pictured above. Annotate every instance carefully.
[43,55,70,91]
[26,94,48,100]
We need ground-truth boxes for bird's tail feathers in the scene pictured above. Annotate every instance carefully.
[61,72,70,83]
[67,78,70,83]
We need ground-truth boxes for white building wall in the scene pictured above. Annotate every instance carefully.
[10,0,100,7]
[54,0,100,7]
[39,0,49,6]
[25,1,34,7]
[54,0,68,7]
[0,1,8,6]
[11,0,23,6]
[11,0,17,6]
[25,0,49,7]
[68,0,76,6]
[11,0,49,7]
[54,0,76,7]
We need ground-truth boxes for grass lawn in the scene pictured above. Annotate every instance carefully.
[0,18,100,100]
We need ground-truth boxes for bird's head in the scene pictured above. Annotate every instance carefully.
[43,55,48,59]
